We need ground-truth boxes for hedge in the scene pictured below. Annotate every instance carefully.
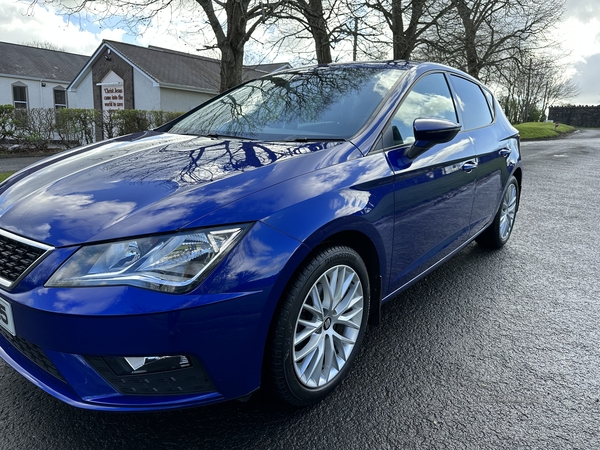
[0,105,185,152]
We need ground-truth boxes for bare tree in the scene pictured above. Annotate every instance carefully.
[497,54,579,123]
[422,0,565,82]
[260,1,389,64]
[363,0,451,60]
[32,0,283,92]
[195,0,284,91]
[270,0,353,64]
[20,40,66,51]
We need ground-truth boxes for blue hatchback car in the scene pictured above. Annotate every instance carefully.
[0,61,521,410]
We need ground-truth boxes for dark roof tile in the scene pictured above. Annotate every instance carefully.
[105,41,287,91]
[0,41,89,82]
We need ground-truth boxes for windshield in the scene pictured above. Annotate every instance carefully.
[167,66,406,141]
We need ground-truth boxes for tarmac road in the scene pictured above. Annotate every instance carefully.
[1,130,600,449]
[0,157,46,172]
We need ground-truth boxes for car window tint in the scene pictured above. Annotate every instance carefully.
[388,73,457,147]
[450,75,493,130]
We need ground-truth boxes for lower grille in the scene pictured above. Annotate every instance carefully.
[0,327,66,383]
[85,356,215,396]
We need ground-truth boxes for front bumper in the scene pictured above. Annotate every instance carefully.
[0,289,269,411]
[0,222,306,411]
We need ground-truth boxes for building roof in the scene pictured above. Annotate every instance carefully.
[70,40,290,94]
[0,41,89,83]
[244,62,292,73]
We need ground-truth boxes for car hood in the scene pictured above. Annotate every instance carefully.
[0,131,357,247]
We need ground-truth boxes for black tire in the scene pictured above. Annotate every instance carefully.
[265,246,370,406]
[476,175,519,249]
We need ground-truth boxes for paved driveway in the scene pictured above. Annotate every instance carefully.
[1,130,599,449]
[0,157,46,172]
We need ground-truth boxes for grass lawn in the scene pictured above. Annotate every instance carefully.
[514,122,576,140]
[0,172,13,183]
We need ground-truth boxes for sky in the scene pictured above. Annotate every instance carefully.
[1,0,599,105]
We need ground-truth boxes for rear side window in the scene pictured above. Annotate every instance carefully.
[387,72,457,147]
[450,75,493,130]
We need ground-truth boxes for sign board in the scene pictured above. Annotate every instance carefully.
[98,71,125,111]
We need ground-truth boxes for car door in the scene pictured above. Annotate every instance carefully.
[382,72,478,294]
[447,74,510,235]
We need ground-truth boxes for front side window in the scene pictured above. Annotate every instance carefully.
[386,72,457,148]
[450,75,493,130]
[167,66,407,141]
[12,84,28,109]
[54,88,67,109]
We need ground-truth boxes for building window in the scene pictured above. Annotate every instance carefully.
[54,87,67,109]
[54,88,67,109]
[12,84,28,109]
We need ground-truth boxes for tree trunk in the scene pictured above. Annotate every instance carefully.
[219,44,245,92]
[391,0,405,60]
[303,0,332,64]
[392,0,426,60]
[451,0,481,78]
[196,0,250,92]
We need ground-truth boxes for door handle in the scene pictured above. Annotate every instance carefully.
[462,160,478,173]
[499,148,511,158]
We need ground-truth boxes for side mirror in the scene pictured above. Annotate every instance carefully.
[405,118,462,159]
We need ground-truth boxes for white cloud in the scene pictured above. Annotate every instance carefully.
[552,0,600,104]
[0,0,210,56]
[555,17,600,63]
[564,0,600,23]
[0,0,129,54]
[570,54,600,105]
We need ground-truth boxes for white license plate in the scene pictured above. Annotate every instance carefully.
[0,297,15,336]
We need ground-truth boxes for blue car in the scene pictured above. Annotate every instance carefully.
[0,61,521,411]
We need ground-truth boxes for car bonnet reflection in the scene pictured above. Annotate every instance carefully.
[0,133,343,246]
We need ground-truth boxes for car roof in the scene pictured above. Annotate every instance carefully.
[269,60,485,88]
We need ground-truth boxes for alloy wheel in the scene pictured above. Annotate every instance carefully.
[292,264,364,388]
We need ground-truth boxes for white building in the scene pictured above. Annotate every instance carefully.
[68,40,291,113]
[0,42,88,110]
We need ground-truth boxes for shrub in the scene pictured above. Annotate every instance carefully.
[14,108,56,150]
[1,108,186,152]
[55,108,101,148]
[0,105,16,141]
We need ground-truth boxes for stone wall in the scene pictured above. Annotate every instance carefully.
[548,106,600,127]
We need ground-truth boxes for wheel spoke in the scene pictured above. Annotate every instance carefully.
[322,335,336,381]
[320,273,334,313]
[336,307,363,329]
[333,273,360,316]
[295,333,322,363]
[308,285,323,315]
[332,329,356,346]
[304,337,325,383]
[295,318,322,345]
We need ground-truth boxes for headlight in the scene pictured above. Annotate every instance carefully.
[46,225,249,293]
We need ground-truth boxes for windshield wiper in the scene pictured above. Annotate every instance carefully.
[193,133,256,141]
[292,137,346,142]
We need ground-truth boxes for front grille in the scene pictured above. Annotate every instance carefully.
[85,356,215,396]
[0,327,66,383]
[0,229,53,289]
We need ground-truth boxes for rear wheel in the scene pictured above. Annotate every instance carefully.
[476,175,519,249]
[266,246,369,406]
